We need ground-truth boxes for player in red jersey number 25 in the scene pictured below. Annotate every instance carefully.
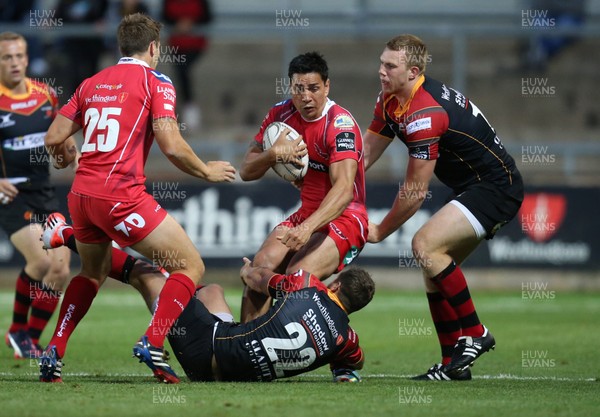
[41,13,235,383]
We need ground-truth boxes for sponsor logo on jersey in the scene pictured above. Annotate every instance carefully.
[333,114,355,129]
[2,132,45,150]
[343,246,360,265]
[95,83,122,90]
[118,92,128,103]
[150,70,173,85]
[0,113,16,128]
[11,99,38,110]
[302,308,329,355]
[451,88,467,108]
[311,292,339,339]
[157,85,176,102]
[85,94,118,104]
[335,132,355,152]
[164,103,173,111]
[308,160,328,173]
[245,339,272,381]
[441,84,451,101]
[409,145,430,160]
[406,117,432,135]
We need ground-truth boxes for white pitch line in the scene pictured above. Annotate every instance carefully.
[0,372,596,382]
[301,373,597,382]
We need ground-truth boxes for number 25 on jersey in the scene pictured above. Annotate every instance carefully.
[81,107,122,153]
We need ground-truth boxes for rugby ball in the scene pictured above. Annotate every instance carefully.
[262,121,309,181]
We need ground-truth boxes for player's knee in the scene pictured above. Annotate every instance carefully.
[197,284,224,303]
[26,256,52,279]
[45,261,70,288]
[411,231,432,260]
[182,255,205,282]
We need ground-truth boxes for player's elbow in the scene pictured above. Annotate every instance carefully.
[44,130,63,148]
[239,163,260,182]
[337,185,354,208]
[239,166,253,181]
[161,145,179,161]
[160,140,189,163]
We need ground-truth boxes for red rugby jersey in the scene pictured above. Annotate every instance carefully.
[60,57,178,201]
[254,98,366,216]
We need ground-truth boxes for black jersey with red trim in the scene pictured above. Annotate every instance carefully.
[368,75,521,193]
[213,270,363,381]
[0,79,58,188]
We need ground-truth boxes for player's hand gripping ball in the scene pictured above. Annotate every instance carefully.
[262,121,309,182]
[332,368,362,383]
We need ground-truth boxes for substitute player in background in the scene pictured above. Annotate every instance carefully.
[239,52,368,323]
[40,13,235,383]
[364,34,524,380]
[0,32,72,359]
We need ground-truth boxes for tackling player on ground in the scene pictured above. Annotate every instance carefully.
[39,13,235,383]
[364,34,524,380]
[239,52,368,323]
[167,260,374,382]
[42,215,374,383]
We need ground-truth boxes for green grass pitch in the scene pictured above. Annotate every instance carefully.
[0,287,598,417]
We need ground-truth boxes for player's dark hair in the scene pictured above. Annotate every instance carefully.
[117,13,162,57]
[336,267,375,314]
[288,51,328,82]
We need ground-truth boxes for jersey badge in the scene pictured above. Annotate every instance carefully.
[0,113,16,128]
[333,114,355,130]
[335,132,356,152]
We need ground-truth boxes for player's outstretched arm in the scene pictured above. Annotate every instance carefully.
[153,117,236,182]
[363,130,393,171]
[368,157,436,243]
[45,114,80,169]
[240,257,272,295]
[330,328,364,382]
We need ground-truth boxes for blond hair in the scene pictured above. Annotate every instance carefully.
[0,32,27,46]
[386,34,429,73]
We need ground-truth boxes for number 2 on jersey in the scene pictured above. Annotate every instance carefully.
[82,107,122,152]
[261,322,317,376]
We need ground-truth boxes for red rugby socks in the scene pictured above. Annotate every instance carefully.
[145,273,195,347]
